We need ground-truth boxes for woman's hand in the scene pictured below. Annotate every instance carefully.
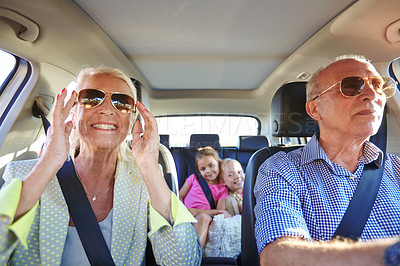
[40,88,76,171]
[131,101,172,220]
[131,100,159,169]
[15,89,76,221]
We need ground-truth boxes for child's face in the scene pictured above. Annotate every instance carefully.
[222,162,244,193]
[197,155,220,184]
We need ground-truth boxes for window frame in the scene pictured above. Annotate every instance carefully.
[155,113,261,147]
[0,55,37,149]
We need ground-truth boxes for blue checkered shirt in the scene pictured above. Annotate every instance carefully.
[254,134,400,254]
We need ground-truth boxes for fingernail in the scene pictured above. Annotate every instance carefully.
[62,88,66,93]
[56,93,60,100]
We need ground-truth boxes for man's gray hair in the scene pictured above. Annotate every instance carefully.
[306,54,371,101]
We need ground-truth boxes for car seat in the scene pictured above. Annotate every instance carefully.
[240,81,318,265]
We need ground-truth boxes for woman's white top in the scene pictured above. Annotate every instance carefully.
[60,209,113,265]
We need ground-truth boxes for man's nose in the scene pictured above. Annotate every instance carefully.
[359,79,382,101]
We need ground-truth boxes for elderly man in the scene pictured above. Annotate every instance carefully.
[254,55,400,265]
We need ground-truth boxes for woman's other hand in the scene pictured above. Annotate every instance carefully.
[131,101,171,219]
[41,88,76,170]
[131,100,159,169]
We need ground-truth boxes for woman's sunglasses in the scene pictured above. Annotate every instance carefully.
[311,76,397,101]
[77,88,135,113]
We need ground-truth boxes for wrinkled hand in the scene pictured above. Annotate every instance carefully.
[131,101,160,169]
[40,88,76,170]
[131,101,171,219]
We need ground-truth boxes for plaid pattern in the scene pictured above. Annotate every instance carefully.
[254,135,400,254]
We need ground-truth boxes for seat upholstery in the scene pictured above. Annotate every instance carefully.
[270,81,318,137]
[237,136,270,171]
[241,81,318,265]
[189,134,221,150]
[171,134,223,188]
[159,134,170,149]
[158,143,179,195]
[241,145,303,265]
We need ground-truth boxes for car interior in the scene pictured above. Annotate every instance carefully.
[0,0,400,265]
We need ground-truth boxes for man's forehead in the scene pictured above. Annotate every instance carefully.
[321,59,378,82]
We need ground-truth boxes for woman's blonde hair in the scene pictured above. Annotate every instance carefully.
[70,66,137,163]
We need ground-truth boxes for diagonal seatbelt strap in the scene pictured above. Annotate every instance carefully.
[34,101,115,265]
[333,108,387,241]
[182,150,216,209]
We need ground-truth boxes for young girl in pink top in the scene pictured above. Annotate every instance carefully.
[179,146,231,247]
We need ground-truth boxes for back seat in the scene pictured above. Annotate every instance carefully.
[159,134,170,148]
[166,134,270,189]
[170,134,222,188]
[235,135,270,171]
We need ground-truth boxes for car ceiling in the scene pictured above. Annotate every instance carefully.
[73,0,355,91]
[0,0,399,126]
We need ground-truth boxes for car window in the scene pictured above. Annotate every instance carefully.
[390,57,400,91]
[156,115,260,147]
[0,49,16,94]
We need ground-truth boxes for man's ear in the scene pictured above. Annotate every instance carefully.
[305,100,320,121]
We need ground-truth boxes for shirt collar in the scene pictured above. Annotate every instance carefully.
[300,134,330,166]
[300,134,384,168]
[361,140,384,167]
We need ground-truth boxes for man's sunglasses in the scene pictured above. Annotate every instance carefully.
[311,76,397,101]
[77,88,135,113]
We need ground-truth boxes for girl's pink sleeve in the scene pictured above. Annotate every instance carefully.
[186,173,195,186]
[219,185,228,199]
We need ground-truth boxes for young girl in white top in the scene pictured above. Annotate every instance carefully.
[204,158,244,258]
[220,159,245,216]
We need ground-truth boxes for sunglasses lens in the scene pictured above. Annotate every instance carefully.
[78,89,105,108]
[340,77,364,97]
[111,94,135,113]
[382,77,397,98]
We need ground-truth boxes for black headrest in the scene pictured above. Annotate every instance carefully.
[270,82,318,137]
[239,136,270,151]
[159,134,170,148]
[189,134,221,150]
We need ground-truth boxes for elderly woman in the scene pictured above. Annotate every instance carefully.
[0,67,202,265]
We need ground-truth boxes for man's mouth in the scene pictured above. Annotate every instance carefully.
[356,109,376,115]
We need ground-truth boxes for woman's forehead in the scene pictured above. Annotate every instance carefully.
[79,74,132,95]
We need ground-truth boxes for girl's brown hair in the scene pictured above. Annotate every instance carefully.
[195,146,221,171]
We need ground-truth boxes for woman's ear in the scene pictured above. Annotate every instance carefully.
[305,100,321,121]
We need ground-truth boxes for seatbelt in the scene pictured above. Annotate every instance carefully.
[333,108,387,241]
[34,102,115,265]
[182,150,216,209]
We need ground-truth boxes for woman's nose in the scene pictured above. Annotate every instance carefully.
[98,96,116,115]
